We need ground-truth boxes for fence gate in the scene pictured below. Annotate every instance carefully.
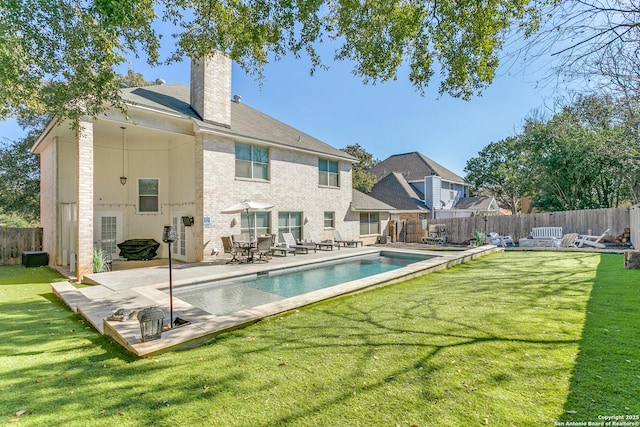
[394,219,420,243]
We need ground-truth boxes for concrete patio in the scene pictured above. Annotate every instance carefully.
[51,245,502,357]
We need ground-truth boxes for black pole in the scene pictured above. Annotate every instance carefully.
[162,225,177,329]
[168,242,173,328]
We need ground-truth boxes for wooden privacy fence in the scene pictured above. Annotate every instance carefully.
[0,228,43,265]
[426,207,632,245]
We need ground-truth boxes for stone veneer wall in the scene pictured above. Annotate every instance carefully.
[197,133,357,259]
[77,120,94,280]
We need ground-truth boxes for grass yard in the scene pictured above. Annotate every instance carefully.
[0,251,638,426]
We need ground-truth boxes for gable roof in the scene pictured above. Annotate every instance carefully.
[368,172,429,211]
[369,152,466,184]
[120,84,356,161]
[350,189,395,212]
[454,196,497,211]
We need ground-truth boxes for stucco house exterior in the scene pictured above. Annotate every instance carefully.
[31,52,388,280]
[368,152,499,219]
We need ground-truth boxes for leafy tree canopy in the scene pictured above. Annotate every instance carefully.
[0,0,544,125]
[0,131,41,224]
[466,95,640,212]
[464,136,534,214]
[342,143,379,193]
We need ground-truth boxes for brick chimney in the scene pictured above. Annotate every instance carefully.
[190,52,232,127]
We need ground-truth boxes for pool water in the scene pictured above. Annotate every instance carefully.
[174,252,433,316]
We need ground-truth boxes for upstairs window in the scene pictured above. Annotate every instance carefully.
[318,159,339,187]
[236,142,269,180]
[138,178,159,213]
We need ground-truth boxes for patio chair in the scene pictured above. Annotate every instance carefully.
[333,230,363,247]
[282,232,316,254]
[554,233,579,248]
[221,236,243,263]
[250,236,273,262]
[308,231,340,251]
[487,232,514,248]
[577,229,610,249]
[231,233,251,245]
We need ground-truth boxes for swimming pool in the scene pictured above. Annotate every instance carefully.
[174,251,435,316]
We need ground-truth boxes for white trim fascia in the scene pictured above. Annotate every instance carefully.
[351,208,393,213]
[31,118,58,154]
[389,209,430,214]
[192,118,357,163]
[411,176,470,187]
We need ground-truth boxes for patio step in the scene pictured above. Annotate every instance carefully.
[51,281,92,313]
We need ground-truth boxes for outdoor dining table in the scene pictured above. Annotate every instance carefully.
[234,240,257,262]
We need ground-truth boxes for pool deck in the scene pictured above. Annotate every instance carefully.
[51,245,502,357]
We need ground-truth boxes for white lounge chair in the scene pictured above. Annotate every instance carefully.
[577,229,610,249]
[333,230,363,247]
[554,233,579,248]
[308,231,339,250]
[282,232,316,254]
[488,232,515,247]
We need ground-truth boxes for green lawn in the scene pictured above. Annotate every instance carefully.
[1,252,638,426]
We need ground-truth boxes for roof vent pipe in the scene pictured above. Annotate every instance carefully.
[233,95,242,103]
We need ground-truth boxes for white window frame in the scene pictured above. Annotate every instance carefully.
[324,211,335,229]
[235,142,270,180]
[278,211,303,242]
[94,212,122,258]
[241,211,271,238]
[318,158,339,187]
[137,178,160,214]
[360,212,380,235]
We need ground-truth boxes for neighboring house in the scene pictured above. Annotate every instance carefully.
[368,152,498,219]
[31,52,382,280]
[448,196,500,218]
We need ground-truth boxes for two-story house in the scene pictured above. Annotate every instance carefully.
[31,52,387,280]
[368,152,498,219]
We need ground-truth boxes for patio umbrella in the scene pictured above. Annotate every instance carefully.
[221,200,274,240]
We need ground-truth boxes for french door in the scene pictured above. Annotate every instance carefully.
[170,213,187,261]
[95,212,122,258]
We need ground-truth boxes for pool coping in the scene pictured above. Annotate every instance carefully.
[51,245,502,357]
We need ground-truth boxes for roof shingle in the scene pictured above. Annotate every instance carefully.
[120,84,356,161]
[369,152,465,183]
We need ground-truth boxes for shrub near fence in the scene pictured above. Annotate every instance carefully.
[426,207,632,245]
[0,228,43,265]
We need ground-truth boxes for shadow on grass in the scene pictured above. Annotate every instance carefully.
[2,253,631,426]
[558,254,640,423]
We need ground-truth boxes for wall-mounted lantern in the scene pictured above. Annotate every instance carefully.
[119,126,127,185]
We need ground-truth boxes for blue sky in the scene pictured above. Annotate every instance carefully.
[0,41,559,178]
